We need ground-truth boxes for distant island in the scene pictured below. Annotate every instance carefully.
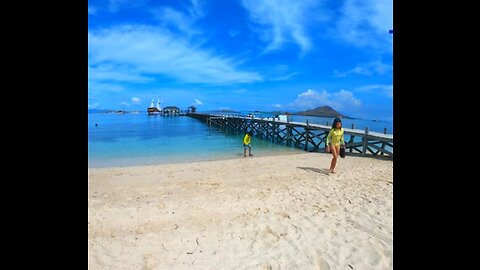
[294,106,352,119]
[218,109,240,113]
[204,109,241,113]
[88,109,113,114]
[271,111,293,115]
[88,109,141,114]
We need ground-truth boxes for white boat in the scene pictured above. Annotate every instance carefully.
[147,98,162,115]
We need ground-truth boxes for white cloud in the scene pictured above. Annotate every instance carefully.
[336,0,393,51]
[131,97,141,104]
[334,61,392,77]
[88,103,99,108]
[273,104,282,108]
[194,99,203,105]
[120,101,130,107]
[241,0,319,54]
[289,89,361,111]
[88,25,262,84]
[88,6,97,15]
[357,84,393,98]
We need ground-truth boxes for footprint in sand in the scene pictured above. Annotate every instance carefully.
[257,263,273,270]
[263,226,280,245]
[316,257,331,270]
[143,253,159,270]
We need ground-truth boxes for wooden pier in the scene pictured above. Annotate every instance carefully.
[187,113,393,157]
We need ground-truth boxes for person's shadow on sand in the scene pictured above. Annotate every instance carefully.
[297,167,330,175]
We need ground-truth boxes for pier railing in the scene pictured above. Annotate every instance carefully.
[187,113,393,157]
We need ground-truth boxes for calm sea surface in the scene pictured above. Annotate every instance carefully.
[88,112,392,168]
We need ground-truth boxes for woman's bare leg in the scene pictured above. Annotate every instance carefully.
[329,145,340,173]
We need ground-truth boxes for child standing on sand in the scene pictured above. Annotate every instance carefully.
[325,118,345,173]
[243,131,253,157]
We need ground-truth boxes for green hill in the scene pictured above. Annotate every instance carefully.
[294,106,350,118]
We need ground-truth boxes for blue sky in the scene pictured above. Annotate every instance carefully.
[88,0,393,120]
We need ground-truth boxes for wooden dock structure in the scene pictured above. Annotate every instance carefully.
[187,113,393,157]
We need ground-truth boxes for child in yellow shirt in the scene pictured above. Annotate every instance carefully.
[243,131,253,157]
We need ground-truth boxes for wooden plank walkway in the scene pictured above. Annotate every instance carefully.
[187,113,393,157]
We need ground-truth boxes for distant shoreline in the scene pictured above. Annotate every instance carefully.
[88,149,306,169]
[88,111,391,123]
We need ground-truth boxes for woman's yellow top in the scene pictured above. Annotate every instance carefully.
[326,128,345,147]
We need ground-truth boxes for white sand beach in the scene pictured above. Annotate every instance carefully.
[88,152,393,269]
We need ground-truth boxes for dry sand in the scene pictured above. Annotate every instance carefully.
[88,152,393,269]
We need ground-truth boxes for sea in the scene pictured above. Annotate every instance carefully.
[88,112,393,168]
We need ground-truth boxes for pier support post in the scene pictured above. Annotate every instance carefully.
[287,125,291,147]
[304,120,309,151]
[362,127,369,155]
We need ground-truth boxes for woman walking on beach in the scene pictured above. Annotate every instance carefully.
[325,118,345,173]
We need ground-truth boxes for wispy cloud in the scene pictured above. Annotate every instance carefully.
[228,29,241,37]
[334,61,392,77]
[108,0,149,13]
[194,99,203,105]
[188,0,205,18]
[335,0,393,51]
[268,64,301,81]
[89,82,125,93]
[271,72,300,81]
[241,0,319,55]
[131,97,141,104]
[356,84,393,98]
[88,103,100,108]
[88,25,262,84]
[233,89,247,94]
[88,6,97,15]
[151,7,200,37]
[334,67,371,77]
[108,0,125,13]
[89,65,154,83]
[289,89,361,111]
[151,0,207,38]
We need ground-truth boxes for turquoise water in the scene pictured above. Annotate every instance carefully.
[88,113,304,168]
[88,112,393,168]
